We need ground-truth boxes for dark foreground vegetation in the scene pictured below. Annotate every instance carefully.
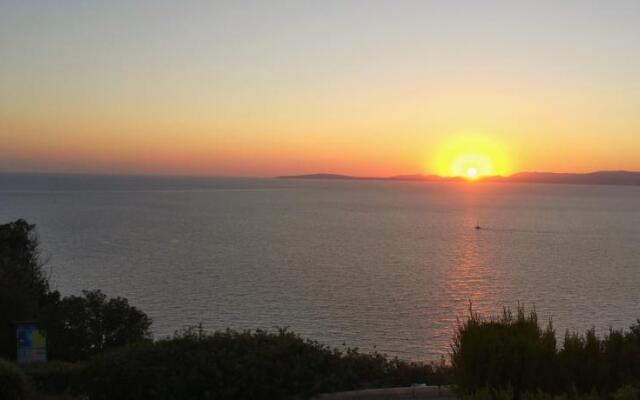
[0,219,151,362]
[84,327,448,400]
[1,219,640,399]
[1,328,447,400]
[452,307,640,400]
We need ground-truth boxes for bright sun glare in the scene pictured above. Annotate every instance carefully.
[430,135,512,179]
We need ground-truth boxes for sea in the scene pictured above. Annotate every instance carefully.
[1,173,639,361]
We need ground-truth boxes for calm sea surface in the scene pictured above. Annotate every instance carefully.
[1,173,639,361]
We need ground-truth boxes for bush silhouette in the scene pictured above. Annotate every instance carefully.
[453,306,640,398]
[40,290,152,361]
[84,327,448,400]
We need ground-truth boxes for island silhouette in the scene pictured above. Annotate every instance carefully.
[278,170,640,186]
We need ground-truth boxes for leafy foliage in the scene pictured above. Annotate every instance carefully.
[460,386,640,400]
[84,327,450,400]
[452,305,557,398]
[452,306,640,399]
[0,359,29,400]
[21,360,86,396]
[41,290,152,361]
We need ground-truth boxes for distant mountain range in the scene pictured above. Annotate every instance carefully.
[278,171,640,186]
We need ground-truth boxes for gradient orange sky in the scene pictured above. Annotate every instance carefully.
[1,1,639,177]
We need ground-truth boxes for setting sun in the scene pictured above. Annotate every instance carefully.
[431,134,512,179]
[451,153,494,178]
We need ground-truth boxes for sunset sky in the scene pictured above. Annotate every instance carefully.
[1,1,639,177]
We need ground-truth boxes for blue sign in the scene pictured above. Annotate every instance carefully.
[16,324,47,363]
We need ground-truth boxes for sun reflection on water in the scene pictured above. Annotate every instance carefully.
[424,214,498,356]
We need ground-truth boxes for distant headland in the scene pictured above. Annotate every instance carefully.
[278,171,640,186]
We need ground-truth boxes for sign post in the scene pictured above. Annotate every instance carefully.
[16,323,47,363]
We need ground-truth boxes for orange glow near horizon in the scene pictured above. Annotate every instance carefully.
[431,134,513,179]
[2,3,640,176]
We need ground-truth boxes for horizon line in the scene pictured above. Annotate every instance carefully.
[1,169,639,180]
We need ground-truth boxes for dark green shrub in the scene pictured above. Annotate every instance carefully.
[454,306,640,398]
[84,327,447,400]
[612,385,640,400]
[559,328,640,397]
[0,359,30,400]
[452,306,558,398]
[40,290,152,361]
[21,361,86,396]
